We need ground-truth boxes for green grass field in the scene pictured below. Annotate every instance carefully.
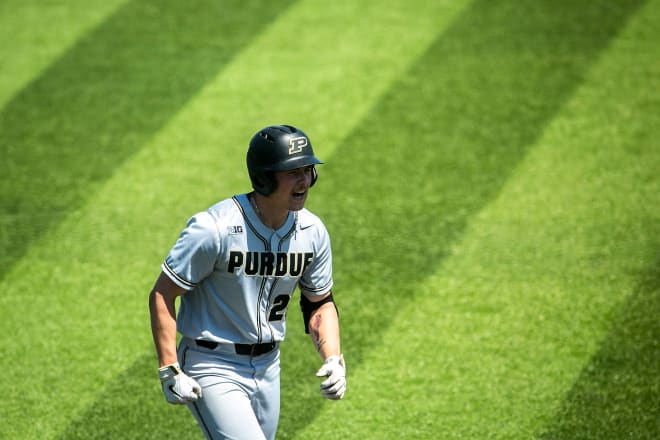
[1,0,658,438]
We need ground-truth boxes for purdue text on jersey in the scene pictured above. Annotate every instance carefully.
[228,251,314,277]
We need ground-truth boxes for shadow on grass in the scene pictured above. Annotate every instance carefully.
[539,255,660,440]
[0,0,295,281]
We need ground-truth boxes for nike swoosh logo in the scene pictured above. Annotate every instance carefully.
[168,385,182,398]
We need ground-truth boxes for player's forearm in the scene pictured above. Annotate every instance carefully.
[149,289,179,367]
[308,302,341,360]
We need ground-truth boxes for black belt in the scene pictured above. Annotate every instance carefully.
[195,339,277,356]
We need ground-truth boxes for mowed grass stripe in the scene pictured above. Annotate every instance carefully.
[538,1,660,437]
[0,0,128,107]
[0,1,469,438]
[0,0,297,281]
[540,262,660,440]
[298,2,660,438]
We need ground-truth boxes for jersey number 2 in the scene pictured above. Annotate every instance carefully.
[268,294,291,322]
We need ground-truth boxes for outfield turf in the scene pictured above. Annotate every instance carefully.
[1,1,658,439]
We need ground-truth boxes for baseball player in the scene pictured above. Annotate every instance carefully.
[148,125,345,440]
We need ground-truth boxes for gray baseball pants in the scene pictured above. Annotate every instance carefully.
[178,337,281,440]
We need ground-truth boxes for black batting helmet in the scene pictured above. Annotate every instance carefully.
[247,125,323,195]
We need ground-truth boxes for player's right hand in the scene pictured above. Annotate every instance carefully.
[158,362,202,404]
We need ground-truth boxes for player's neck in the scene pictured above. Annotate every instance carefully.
[249,192,288,230]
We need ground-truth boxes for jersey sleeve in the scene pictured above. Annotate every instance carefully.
[161,211,220,290]
[299,222,333,297]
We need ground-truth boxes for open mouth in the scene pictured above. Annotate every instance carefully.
[292,190,306,200]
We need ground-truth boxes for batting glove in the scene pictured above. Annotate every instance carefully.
[158,362,202,405]
[315,355,346,400]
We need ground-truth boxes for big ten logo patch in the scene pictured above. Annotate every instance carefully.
[288,136,308,155]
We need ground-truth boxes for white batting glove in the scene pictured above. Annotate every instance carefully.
[158,362,202,405]
[315,355,346,400]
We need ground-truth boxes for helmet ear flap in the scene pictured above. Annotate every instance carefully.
[250,170,277,196]
[310,166,318,187]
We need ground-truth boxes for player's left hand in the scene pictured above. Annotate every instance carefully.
[316,354,346,400]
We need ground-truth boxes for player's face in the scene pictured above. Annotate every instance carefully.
[272,166,314,211]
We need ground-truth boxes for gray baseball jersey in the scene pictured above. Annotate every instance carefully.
[162,193,333,344]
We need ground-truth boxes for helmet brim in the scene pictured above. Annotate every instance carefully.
[265,155,324,172]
